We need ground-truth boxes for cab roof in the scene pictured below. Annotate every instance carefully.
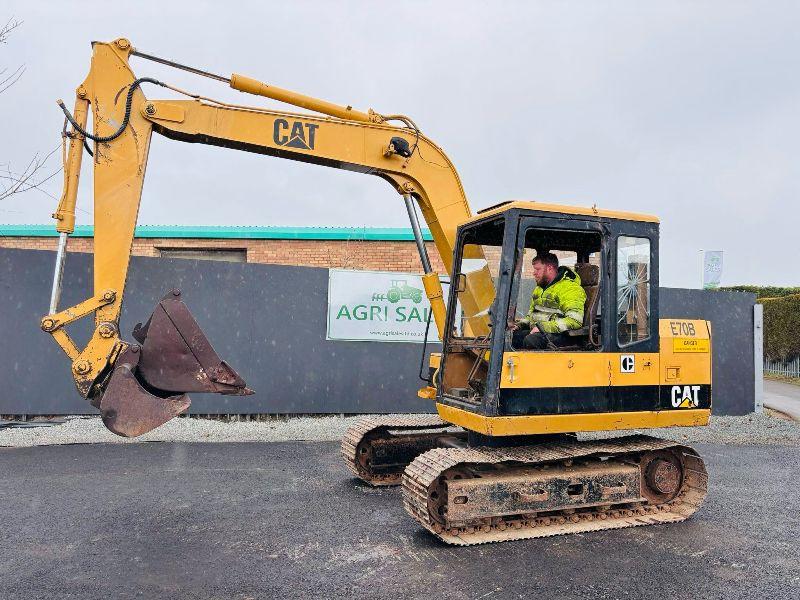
[465,201,659,225]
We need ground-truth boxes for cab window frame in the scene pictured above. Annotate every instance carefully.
[611,226,659,354]
[616,235,652,348]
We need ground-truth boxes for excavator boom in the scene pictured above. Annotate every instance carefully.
[44,38,493,436]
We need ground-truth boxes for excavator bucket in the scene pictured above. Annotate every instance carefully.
[98,346,191,438]
[132,290,253,395]
[95,289,252,438]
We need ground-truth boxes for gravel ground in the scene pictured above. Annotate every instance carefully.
[0,414,362,447]
[1,411,798,447]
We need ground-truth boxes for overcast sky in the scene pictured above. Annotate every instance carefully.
[1,1,797,288]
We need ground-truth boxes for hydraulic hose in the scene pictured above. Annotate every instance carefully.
[57,77,165,144]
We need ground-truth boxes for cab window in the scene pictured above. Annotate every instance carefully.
[511,228,603,351]
[617,236,651,346]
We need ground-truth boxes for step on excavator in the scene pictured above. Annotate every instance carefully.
[44,38,710,545]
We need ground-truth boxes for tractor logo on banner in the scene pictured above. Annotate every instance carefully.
[372,280,424,304]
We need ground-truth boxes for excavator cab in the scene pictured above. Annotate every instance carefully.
[437,204,609,408]
[356,202,711,545]
[436,202,708,432]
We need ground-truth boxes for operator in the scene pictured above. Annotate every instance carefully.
[511,252,586,350]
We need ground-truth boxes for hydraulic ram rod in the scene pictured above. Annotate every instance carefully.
[404,194,432,274]
[49,232,68,314]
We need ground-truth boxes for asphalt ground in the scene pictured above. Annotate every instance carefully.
[764,378,800,421]
[1,441,798,600]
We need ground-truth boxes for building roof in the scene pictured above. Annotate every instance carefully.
[0,225,434,241]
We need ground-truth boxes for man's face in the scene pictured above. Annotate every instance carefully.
[532,260,553,286]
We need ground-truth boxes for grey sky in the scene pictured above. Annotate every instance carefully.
[1,1,797,288]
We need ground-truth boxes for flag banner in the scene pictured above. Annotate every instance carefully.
[702,250,723,290]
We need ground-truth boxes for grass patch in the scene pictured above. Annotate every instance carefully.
[765,373,800,386]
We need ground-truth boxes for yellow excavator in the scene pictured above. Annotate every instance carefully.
[43,38,711,545]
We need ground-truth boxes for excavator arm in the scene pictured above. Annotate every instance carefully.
[44,38,495,436]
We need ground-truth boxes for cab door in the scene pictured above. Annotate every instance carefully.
[498,215,610,416]
[608,225,661,411]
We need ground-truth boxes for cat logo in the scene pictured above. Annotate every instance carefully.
[671,385,701,408]
[273,119,319,150]
[620,354,635,373]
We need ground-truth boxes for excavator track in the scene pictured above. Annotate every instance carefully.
[402,434,707,545]
[341,415,466,486]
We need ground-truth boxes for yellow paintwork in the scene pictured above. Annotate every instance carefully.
[436,402,710,436]
[417,386,437,400]
[498,319,711,390]
[41,291,116,367]
[446,317,711,435]
[50,330,80,361]
[500,352,661,388]
[659,319,712,386]
[45,37,710,438]
[44,38,498,397]
[229,73,377,123]
[142,101,184,123]
[421,272,447,341]
[41,291,115,331]
[467,200,659,226]
[53,97,88,234]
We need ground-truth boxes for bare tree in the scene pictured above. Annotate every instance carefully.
[0,18,63,203]
[0,18,24,92]
[0,147,62,202]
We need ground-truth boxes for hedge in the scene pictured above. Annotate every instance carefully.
[758,294,800,360]
[722,285,800,299]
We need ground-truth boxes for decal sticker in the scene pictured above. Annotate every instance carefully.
[669,321,697,336]
[273,119,319,150]
[620,354,635,373]
[671,385,701,408]
[673,337,710,353]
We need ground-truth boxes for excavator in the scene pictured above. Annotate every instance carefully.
[43,38,711,545]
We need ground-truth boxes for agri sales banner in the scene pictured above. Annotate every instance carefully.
[327,269,454,343]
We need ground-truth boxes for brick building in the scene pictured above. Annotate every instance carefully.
[0,225,446,273]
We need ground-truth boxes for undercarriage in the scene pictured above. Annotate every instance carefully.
[342,418,707,545]
[341,415,466,486]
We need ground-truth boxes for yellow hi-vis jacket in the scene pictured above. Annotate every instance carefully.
[521,266,587,334]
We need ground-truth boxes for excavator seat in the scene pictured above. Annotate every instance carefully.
[94,290,252,437]
[565,262,601,347]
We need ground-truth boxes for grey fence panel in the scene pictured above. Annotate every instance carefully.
[660,288,757,416]
[0,248,438,415]
[0,249,755,416]
[1,249,93,415]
